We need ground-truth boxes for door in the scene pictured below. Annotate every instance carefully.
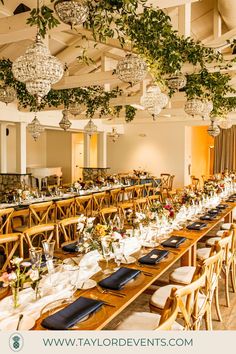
[74,143,83,181]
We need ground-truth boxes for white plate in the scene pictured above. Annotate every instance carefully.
[141,241,159,248]
[0,314,35,331]
[121,256,136,264]
[76,279,97,290]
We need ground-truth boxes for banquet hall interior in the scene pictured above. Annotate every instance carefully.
[1,0,236,331]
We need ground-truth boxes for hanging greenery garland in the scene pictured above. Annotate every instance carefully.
[1,0,236,121]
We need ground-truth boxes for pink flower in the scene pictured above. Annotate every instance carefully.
[0,272,10,286]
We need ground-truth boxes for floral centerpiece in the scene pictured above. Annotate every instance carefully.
[0,258,41,308]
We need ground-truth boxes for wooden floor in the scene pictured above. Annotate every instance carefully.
[105,225,236,330]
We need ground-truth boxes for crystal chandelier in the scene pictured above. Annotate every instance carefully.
[59,109,72,131]
[84,119,97,136]
[68,102,83,117]
[54,0,89,28]
[141,85,168,118]
[168,73,186,90]
[12,33,64,102]
[207,122,220,137]
[218,117,233,129]
[28,115,44,141]
[147,104,162,119]
[184,98,204,116]
[116,54,147,86]
[201,100,213,120]
[109,128,120,142]
[0,85,16,104]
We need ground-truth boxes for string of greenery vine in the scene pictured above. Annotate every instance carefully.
[2,0,236,121]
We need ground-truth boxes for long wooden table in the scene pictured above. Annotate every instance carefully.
[31,203,235,330]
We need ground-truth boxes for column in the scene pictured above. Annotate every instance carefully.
[0,122,7,173]
[83,133,90,167]
[16,122,27,174]
[97,132,107,168]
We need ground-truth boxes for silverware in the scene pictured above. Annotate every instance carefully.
[135,262,159,270]
[142,271,154,277]
[102,301,117,308]
[16,314,23,330]
[96,285,126,298]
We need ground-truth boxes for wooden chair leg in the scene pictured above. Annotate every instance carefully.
[215,285,223,322]
[231,259,236,293]
[205,308,212,330]
[225,268,230,307]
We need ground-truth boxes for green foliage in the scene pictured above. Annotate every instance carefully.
[125,105,137,122]
[26,5,60,38]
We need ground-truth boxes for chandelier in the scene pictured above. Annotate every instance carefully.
[116,54,147,86]
[140,85,168,118]
[84,119,97,136]
[168,73,186,90]
[12,33,64,102]
[184,98,204,116]
[0,85,16,104]
[207,122,220,137]
[201,100,213,120]
[54,0,89,28]
[28,115,44,141]
[218,117,233,129]
[59,109,72,131]
[109,128,120,142]
[68,102,83,117]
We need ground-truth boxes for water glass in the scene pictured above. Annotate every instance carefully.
[112,241,124,269]
[29,247,42,269]
[101,239,112,274]
[42,240,55,261]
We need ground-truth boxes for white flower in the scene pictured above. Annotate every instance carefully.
[11,257,23,265]
[28,269,39,282]
[8,272,17,281]
[78,246,84,252]
[21,262,31,268]
[83,242,90,248]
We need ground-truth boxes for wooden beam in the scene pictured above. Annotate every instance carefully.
[178,3,191,37]
[146,0,199,9]
[213,0,222,40]
[204,27,236,49]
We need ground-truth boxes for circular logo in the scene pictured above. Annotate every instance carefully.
[9,333,24,352]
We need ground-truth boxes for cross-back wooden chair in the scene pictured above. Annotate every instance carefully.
[57,216,84,246]
[116,287,180,330]
[0,233,24,272]
[109,188,122,206]
[150,266,208,330]
[75,195,93,216]
[92,192,107,213]
[98,206,119,225]
[23,223,56,250]
[55,198,75,221]
[190,175,200,191]
[29,201,54,226]
[0,208,14,234]
[117,186,135,217]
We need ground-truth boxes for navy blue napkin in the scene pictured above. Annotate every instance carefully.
[138,249,169,264]
[161,236,186,248]
[226,198,235,202]
[200,214,215,221]
[187,222,207,230]
[98,267,141,290]
[216,204,228,209]
[62,242,77,253]
[41,297,103,330]
[208,208,220,215]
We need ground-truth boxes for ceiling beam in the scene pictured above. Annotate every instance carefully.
[146,0,199,9]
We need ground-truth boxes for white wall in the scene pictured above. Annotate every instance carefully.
[107,121,187,187]
[46,130,72,183]
[26,130,47,168]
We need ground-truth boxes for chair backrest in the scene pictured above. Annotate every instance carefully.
[123,186,135,201]
[75,195,93,216]
[217,231,233,266]
[168,175,175,191]
[24,223,56,249]
[191,176,200,190]
[171,267,207,330]
[156,290,179,330]
[110,188,122,206]
[29,201,53,227]
[93,192,107,211]
[0,233,23,271]
[58,216,83,243]
[160,174,171,189]
[55,198,75,220]
[0,208,14,234]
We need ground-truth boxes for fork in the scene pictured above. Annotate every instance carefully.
[96,285,126,298]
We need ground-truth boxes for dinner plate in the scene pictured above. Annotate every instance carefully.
[141,241,159,248]
[121,256,136,264]
[0,314,35,331]
[76,279,97,290]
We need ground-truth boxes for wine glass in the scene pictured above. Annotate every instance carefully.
[29,247,42,269]
[101,239,112,275]
[112,241,124,270]
[42,240,55,261]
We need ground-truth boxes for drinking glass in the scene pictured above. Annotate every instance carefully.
[29,247,42,269]
[42,240,55,261]
[112,241,124,270]
[101,239,112,274]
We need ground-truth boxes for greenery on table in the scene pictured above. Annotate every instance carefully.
[1,0,236,122]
